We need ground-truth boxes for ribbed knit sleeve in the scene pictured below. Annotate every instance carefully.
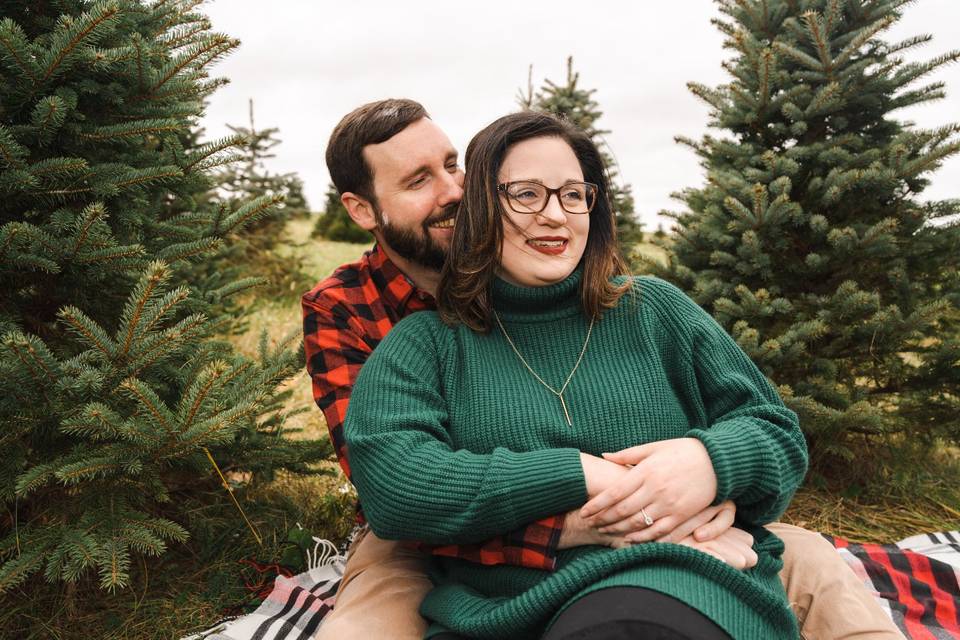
[641,278,808,525]
[344,313,588,545]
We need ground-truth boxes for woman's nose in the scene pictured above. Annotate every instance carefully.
[536,194,568,226]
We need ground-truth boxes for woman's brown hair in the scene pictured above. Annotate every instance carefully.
[437,111,631,331]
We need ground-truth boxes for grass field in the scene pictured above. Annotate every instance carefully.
[4,218,957,639]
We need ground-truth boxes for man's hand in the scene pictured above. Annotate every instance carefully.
[557,507,632,549]
[579,438,718,541]
[675,526,757,570]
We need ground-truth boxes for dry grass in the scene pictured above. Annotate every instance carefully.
[783,485,960,543]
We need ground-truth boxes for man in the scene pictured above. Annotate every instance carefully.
[302,98,904,639]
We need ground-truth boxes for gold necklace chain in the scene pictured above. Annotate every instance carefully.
[492,310,595,427]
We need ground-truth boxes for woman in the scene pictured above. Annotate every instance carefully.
[343,111,808,640]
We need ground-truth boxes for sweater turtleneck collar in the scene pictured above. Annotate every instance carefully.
[490,266,584,323]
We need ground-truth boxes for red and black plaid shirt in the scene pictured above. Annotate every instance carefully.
[301,244,564,570]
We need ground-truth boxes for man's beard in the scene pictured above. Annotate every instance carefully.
[374,203,455,272]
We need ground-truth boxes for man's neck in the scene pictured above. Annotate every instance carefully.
[376,242,441,297]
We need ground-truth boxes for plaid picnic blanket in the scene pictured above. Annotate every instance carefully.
[183,531,960,640]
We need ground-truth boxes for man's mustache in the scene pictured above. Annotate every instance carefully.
[423,203,459,228]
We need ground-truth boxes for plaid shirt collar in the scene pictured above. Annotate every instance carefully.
[367,243,436,313]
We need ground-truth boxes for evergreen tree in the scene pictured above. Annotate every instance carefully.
[654,0,960,476]
[312,182,369,244]
[210,99,313,295]
[0,0,327,592]
[520,57,644,247]
[215,98,310,229]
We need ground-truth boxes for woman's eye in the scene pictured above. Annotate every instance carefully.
[514,190,538,200]
[562,189,585,201]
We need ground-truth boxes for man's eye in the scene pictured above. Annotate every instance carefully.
[410,175,428,187]
[446,163,460,173]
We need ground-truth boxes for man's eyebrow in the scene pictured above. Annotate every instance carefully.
[398,150,458,184]
[398,164,431,184]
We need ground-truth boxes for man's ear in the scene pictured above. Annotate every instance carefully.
[341,192,378,231]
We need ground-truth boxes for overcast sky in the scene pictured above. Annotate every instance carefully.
[199,0,960,228]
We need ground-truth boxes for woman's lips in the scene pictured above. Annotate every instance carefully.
[527,238,568,255]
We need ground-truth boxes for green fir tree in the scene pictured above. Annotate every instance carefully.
[520,57,644,248]
[210,99,313,295]
[654,0,960,478]
[0,0,328,593]
[215,98,310,227]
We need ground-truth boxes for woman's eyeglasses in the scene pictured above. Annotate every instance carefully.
[497,181,598,215]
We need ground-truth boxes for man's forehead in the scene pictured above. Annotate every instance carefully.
[363,118,457,179]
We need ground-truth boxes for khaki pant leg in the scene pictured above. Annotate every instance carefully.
[313,528,432,640]
[767,522,906,640]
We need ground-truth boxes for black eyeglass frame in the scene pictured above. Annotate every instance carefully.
[497,181,598,215]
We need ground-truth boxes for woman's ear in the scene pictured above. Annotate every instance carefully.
[341,192,378,231]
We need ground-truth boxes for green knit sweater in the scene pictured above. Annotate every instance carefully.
[344,270,808,639]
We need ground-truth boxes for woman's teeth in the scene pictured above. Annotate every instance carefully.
[528,239,565,247]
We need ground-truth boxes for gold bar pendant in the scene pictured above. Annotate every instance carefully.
[559,395,572,427]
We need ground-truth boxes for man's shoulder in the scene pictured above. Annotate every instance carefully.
[301,246,376,310]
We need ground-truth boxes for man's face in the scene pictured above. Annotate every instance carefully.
[363,118,464,271]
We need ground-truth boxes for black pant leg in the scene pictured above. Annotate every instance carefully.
[542,586,732,640]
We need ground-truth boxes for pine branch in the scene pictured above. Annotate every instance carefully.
[182,134,245,172]
[78,119,182,141]
[126,312,207,378]
[885,34,932,56]
[0,548,44,594]
[74,244,145,266]
[98,539,130,590]
[0,18,39,82]
[218,194,284,235]
[773,41,824,71]
[179,360,229,431]
[802,11,832,70]
[0,125,28,168]
[143,33,236,97]
[3,331,61,386]
[900,140,960,178]
[40,1,121,84]
[70,201,107,258]
[118,378,176,438]
[58,306,117,358]
[119,262,171,357]
[156,237,222,262]
[891,50,960,89]
[833,16,895,68]
[111,165,183,190]
[28,157,88,180]
[55,456,122,485]
[60,403,123,442]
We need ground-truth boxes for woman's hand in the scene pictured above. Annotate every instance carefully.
[579,438,718,540]
[632,500,736,544]
[675,526,757,570]
[579,452,631,498]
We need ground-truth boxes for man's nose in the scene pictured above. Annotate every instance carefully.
[437,169,464,206]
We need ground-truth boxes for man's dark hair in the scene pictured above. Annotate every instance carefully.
[325,98,429,204]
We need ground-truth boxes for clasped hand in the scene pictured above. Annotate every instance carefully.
[560,439,755,568]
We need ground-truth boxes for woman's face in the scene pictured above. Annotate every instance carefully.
[495,136,590,288]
